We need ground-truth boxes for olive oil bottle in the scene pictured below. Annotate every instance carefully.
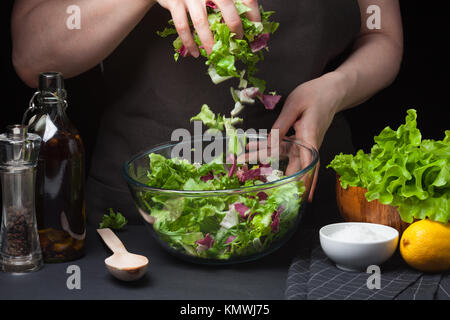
[23,72,85,262]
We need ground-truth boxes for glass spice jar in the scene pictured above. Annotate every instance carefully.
[0,125,43,272]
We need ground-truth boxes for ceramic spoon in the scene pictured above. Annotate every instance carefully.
[97,228,148,281]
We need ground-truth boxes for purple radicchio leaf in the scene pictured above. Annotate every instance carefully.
[206,1,218,9]
[250,33,270,52]
[196,233,214,252]
[270,204,286,233]
[234,203,251,218]
[225,235,236,244]
[200,171,214,182]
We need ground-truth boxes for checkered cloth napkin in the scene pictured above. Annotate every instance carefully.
[285,228,450,300]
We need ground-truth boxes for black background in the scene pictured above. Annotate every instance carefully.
[0,2,448,305]
[1,1,448,171]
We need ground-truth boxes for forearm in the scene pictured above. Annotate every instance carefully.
[329,32,403,113]
[322,0,403,114]
[12,0,156,87]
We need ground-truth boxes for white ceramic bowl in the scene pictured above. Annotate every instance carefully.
[319,222,399,272]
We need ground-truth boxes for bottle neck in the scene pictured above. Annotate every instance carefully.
[36,98,66,118]
[35,90,67,114]
[23,91,70,137]
[26,90,68,117]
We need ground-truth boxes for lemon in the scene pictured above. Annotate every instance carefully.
[400,219,450,272]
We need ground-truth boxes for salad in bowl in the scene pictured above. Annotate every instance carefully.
[123,134,318,264]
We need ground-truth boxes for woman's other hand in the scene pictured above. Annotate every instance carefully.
[271,72,347,202]
[157,0,261,57]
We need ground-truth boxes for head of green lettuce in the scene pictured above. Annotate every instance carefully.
[327,109,450,224]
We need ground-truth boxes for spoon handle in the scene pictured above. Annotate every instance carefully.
[97,228,128,254]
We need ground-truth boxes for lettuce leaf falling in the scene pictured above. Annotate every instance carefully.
[157,1,279,94]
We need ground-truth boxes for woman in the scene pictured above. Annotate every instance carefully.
[11,0,403,225]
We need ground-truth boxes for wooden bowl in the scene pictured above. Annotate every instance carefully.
[335,175,410,234]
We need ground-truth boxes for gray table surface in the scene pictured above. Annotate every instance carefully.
[0,224,306,300]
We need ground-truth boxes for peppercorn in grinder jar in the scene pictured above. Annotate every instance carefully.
[0,125,43,272]
[23,72,86,262]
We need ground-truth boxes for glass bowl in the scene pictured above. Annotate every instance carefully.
[123,134,319,265]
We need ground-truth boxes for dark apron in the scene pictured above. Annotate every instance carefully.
[86,0,361,225]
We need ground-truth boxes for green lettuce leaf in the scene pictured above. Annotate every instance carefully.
[99,208,128,230]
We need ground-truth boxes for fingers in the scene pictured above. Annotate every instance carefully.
[170,2,200,57]
[285,151,301,177]
[271,98,304,141]
[169,0,257,57]
[215,0,244,38]
[185,0,215,54]
[292,118,320,202]
[285,134,319,202]
[242,0,261,22]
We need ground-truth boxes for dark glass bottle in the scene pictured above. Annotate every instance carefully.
[22,72,85,262]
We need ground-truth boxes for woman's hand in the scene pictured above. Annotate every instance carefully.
[271,72,347,201]
[157,0,261,57]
